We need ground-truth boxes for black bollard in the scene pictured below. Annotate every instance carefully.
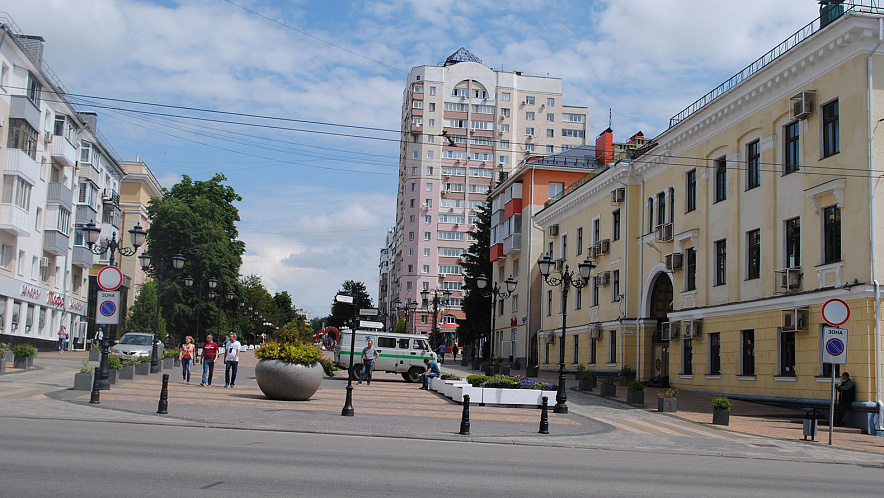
[89,370,101,404]
[459,394,471,435]
[538,396,549,434]
[157,374,169,414]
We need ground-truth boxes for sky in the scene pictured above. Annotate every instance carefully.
[2,0,823,318]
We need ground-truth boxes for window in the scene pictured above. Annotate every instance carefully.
[472,104,494,114]
[740,330,755,376]
[57,208,72,236]
[589,336,597,364]
[26,72,42,106]
[412,101,423,109]
[0,244,11,268]
[7,119,38,159]
[546,290,553,316]
[501,92,510,101]
[407,264,413,273]
[823,205,841,264]
[656,192,666,227]
[547,113,555,122]
[544,343,550,364]
[608,331,617,363]
[561,234,567,259]
[422,265,429,274]
[426,183,432,191]
[3,176,33,211]
[746,140,760,190]
[526,127,535,136]
[822,100,839,158]
[438,264,462,274]
[572,335,579,364]
[429,86,436,96]
[548,183,563,199]
[685,169,697,212]
[612,209,621,241]
[427,150,434,159]
[592,275,599,306]
[424,232,431,241]
[562,113,585,123]
[576,228,583,255]
[575,286,582,310]
[500,124,510,133]
[784,121,800,173]
[715,239,727,285]
[452,88,468,97]
[708,333,721,375]
[785,217,800,267]
[525,96,535,105]
[647,198,654,233]
[527,144,535,153]
[547,98,555,107]
[685,247,697,291]
[561,129,585,138]
[612,270,620,302]
[682,339,693,375]
[714,156,727,202]
[500,108,511,118]
[409,232,414,241]
[747,229,760,280]
[526,112,535,120]
[779,331,796,377]
[546,145,555,153]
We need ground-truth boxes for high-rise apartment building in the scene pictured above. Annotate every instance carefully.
[388,48,588,336]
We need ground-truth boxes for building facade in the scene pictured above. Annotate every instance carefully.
[390,48,588,337]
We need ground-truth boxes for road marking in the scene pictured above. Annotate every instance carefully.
[597,416,753,439]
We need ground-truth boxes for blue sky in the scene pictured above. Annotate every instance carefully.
[3,0,821,317]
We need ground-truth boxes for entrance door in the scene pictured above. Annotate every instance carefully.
[649,274,673,378]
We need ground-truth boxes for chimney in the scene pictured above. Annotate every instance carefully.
[19,35,45,64]
[595,127,614,164]
[79,112,98,132]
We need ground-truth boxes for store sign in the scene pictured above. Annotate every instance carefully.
[67,299,85,312]
[21,285,41,299]
[47,292,65,308]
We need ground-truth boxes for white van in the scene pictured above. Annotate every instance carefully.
[334,329,436,382]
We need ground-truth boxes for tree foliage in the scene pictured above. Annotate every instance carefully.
[459,186,494,352]
[327,280,372,328]
[122,280,167,340]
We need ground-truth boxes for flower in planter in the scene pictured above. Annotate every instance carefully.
[79,361,94,374]
[712,396,731,410]
[440,373,462,380]
[658,388,679,398]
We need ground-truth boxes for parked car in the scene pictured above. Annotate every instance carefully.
[110,333,163,360]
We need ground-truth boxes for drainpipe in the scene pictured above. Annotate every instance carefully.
[868,17,884,434]
[527,162,537,367]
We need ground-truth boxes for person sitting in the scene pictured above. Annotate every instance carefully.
[418,358,440,390]
[835,372,856,426]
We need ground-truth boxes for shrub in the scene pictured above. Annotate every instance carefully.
[712,396,732,410]
[619,365,635,378]
[79,361,94,374]
[163,349,178,359]
[0,342,11,357]
[579,370,597,381]
[467,375,492,387]
[317,357,339,377]
[575,363,586,372]
[466,374,556,390]
[440,373,461,380]
[659,388,679,398]
[107,355,123,370]
[13,344,37,358]
[89,342,99,352]
[254,342,322,364]
[122,357,141,367]
[627,380,644,392]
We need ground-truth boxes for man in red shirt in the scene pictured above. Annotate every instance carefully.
[200,335,219,386]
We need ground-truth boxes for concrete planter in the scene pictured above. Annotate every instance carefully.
[163,358,174,369]
[135,363,150,376]
[626,390,645,405]
[658,397,677,413]
[525,367,539,377]
[107,369,118,385]
[74,372,94,390]
[618,375,633,387]
[481,387,558,406]
[255,359,323,401]
[173,357,180,367]
[13,356,32,369]
[578,378,596,391]
[713,408,730,426]
[119,365,135,380]
[0,357,6,374]
[88,350,100,361]
[600,383,617,397]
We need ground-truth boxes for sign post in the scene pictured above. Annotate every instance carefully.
[822,326,849,445]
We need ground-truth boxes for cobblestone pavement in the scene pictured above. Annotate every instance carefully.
[3,351,884,467]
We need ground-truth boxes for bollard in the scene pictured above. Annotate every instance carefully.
[538,396,549,434]
[458,394,471,435]
[89,370,101,404]
[157,374,169,414]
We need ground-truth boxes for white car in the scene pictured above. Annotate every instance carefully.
[110,333,164,360]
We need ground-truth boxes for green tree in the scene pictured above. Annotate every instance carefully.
[122,280,167,340]
[459,184,494,358]
[393,318,407,334]
[327,280,371,328]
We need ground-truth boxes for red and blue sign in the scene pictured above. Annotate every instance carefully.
[100,300,117,317]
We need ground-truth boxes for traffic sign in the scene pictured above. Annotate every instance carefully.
[358,320,384,329]
[335,294,354,304]
[97,265,123,291]
[96,291,120,324]
[822,298,850,326]
[822,326,848,364]
[359,308,379,316]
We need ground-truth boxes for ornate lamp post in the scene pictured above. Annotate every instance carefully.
[537,252,596,414]
[421,288,451,347]
[138,252,186,373]
[184,275,217,343]
[392,298,418,334]
[476,274,517,374]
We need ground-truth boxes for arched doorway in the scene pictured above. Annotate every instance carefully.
[649,273,673,379]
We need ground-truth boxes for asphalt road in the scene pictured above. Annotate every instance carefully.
[2,417,882,497]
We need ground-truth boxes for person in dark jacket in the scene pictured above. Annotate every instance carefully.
[835,372,856,425]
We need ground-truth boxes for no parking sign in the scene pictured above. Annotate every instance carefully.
[96,291,120,325]
[822,326,848,365]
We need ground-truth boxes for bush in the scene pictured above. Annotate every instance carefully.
[0,342,11,357]
[108,355,123,370]
[627,380,644,392]
[466,374,556,390]
[317,357,339,377]
[659,388,679,398]
[254,342,322,364]
[79,361,94,374]
[89,342,100,352]
[579,370,597,381]
[13,344,37,358]
[467,375,492,387]
[575,364,586,373]
[619,365,635,378]
[712,396,731,410]
[163,349,178,359]
[440,373,461,380]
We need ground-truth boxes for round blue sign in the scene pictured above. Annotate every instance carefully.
[825,338,844,357]
[99,301,116,317]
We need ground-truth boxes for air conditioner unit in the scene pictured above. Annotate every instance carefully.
[598,239,610,255]
[611,188,625,204]
[588,323,602,339]
[782,270,802,290]
[665,252,684,271]
[790,90,816,120]
[662,321,679,341]
[682,319,702,339]
[548,224,559,237]
[782,307,810,332]
[655,223,674,242]
[555,258,565,272]
[587,246,599,259]
[544,333,556,344]
[597,271,610,286]
[43,131,53,143]
[39,257,50,268]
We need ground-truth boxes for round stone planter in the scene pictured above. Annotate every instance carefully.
[255,359,323,401]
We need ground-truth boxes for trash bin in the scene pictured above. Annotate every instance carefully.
[803,410,818,441]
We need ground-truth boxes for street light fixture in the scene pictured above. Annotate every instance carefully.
[184,275,217,343]
[82,221,147,268]
[139,252,186,373]
[392,298,419,334]
[476,274,517,373]
[537,252,595,414]
[421,288,452,348]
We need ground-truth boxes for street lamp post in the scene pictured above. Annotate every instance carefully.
[138,252,186,373]
[83,222,147,389]
[421,288,451,347]
[184,275,217,343]
[392,298,418,334]
[220,291,235,337]
[476,275,517,375]
[337,293,358,417]
[537,252,596,414]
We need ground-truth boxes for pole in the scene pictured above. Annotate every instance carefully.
[97,329,110,390]
[342,297,358,416]
[829,365,836,445]
[150,273,162,374]
[485,291,496,377]
[555,275,569,414]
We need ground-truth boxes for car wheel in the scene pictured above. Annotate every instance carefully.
[403,366,423,383]
[350,364,363,381]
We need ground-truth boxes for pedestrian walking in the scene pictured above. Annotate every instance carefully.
[57,325,67,353]
[224,333,241,388]
[94,327,104,346]
[200,334,219,386]
[437,343,446,364]
[835,372,856,426]
[180,336,196,384]
[418,358,441,390]
[452,344,459,362]
[358,338,378,385]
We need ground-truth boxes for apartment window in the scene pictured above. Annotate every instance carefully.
[525,96,535,105]
[7,119,38,159]
[547,113,555,122]
[747,229,760,280]
[26,72,42,106]
[822,99,839,158]
[500,108,511,118]
[592,218,600,246]
[428,103,435,112]
[3,176,33,211]
[424,248,430,256]
[500,140,510,149]
[57,208,72,236]
[0,244,11,268]
[526,112,535,120]
[746,140,760,190]
[823,205,841,264]
[592,275,599,306]
[575,286,582,310]
[612,209,621,241]
[685,247,697,291]
[647,198,654,233]
[714,156,727,202]
[572,335,579,364]
[549,182,563,199]
[547,98,555,107]
[408,232,414,241]
[546,129,554,138]
[513,258,520,277]
[715,239,727,285]
[425,215,431,224]
[427,150,434,159]
[576,228,583,255]
[561,234,568,259]
[413,151,418,159]
[412,100,423,109]
[740,330,755,376]
[422,265,429,274]
[546,145,555,153]
[452,88,468,97]
[685,169,697,212]
[424,232,431,241]
[784,121,800,174]
[656,192,666,226]
[612,270,620,302]
[526,127,535,136]
[608,331,617,363]
[546,290,553,316]
[426,183,432,191]
[589,337,597,364]
[779,331,796,377]
[407,265,413,273]
[785,217,801,267]
[708,333,721,375]
[500,124,510,133]
[682,339,693,375]
[409,199,415,208]
[429,86,436,96]
[501,92,510,101]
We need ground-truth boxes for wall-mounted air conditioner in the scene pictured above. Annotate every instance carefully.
[40,257,50,268]
[588,323,602,339]
[662,321,679,341]
[611,188,625,204]
[597,271,610,286]
[782,307,810,332]
[598,239,610,255]
[655,223,674,242]
[544,333,556,344]
[548,224,559,237]
[790,90,816,120]
[555,258,565,272]
[665,252,684,271]
[682,319,703,339]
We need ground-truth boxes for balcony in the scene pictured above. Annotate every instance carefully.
[43,229,70,257]
[75,204,99,225]
[47,182,73,211]
[71,245,94,269]
[0,204,30,236]
[49,135,78,168]
[503,233,522,255]
[102,189,120,206]
[10,95,41,130]
[77,164,101,186]
[5,149,38,184]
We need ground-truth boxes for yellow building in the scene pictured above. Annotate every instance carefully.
[535,6,884,434]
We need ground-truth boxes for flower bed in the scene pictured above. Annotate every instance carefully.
[431,374,557,406]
